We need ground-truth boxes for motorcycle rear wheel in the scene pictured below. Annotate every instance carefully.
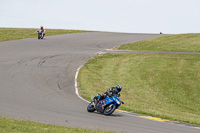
[87,102,95,112]
[103,104,116,115]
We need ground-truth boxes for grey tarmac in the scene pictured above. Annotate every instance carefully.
[0,32,199,133]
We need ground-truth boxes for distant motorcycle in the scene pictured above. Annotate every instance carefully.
[37,30,44,39]
[87,93,124,115]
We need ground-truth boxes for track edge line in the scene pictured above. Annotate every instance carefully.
[75,65,90,103]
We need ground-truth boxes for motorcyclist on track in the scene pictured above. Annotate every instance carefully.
[94,84,122,105]
[37,26,45,37]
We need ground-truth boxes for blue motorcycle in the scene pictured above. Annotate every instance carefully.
[87,93,124,115]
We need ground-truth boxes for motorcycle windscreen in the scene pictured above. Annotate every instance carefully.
[91,95,94,101]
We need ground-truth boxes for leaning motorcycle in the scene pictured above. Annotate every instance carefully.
[37,30,43,39]
[87,93,124,115]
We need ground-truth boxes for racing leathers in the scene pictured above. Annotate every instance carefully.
[37,26,45,36]
[95,87,120,105]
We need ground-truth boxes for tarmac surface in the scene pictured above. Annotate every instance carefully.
[0,32,199,133]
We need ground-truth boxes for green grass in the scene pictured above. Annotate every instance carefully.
[78,53,200,125]
[0,28,92,42]
[118,33,200,52]
[0,117,112,133]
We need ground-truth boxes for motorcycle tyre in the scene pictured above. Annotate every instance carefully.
[87,102,95,112]
[103,104,116,115]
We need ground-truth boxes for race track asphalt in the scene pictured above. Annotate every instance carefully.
[0,32,199,133]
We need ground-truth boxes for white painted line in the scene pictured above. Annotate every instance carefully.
[75,65,90,103]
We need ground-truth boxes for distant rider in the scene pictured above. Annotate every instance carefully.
[94,84,122,105]
[37,26,45,37]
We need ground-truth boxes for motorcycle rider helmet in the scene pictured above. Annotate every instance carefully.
[115,84,122,92]
[40,26,43,29]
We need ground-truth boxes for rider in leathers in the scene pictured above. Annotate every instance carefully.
[37,26,45,37]
[95,84,122,105]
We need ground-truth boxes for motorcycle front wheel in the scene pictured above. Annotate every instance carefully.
[87,102,95,112]
[103,104,116,115]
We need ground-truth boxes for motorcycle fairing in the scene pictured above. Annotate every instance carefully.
[96,96,114,112]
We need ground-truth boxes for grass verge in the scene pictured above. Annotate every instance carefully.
[0,117,112,133]
[118,33,200,52]
[0,28,92,42]
[78,53,200,125]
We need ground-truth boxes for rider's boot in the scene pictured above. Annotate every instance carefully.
[96,95,103,105]
[93,96,98,106]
